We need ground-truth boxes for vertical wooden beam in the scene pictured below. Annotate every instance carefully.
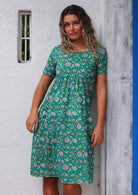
[133,0,138,194]
[105,0,132,194]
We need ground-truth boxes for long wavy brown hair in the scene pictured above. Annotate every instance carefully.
[59,4,101,54]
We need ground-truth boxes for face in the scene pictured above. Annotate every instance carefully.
[63,14,83,41]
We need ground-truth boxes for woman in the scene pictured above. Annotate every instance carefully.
[26,4,107,195]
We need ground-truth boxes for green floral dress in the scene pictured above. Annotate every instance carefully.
[30,44,107,184]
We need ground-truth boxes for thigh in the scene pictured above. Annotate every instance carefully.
[43,177,59,184]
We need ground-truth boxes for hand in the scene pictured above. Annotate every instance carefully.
[26,110,39,134]
[91,126,104,148]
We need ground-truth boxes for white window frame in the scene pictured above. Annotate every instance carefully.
[18,10,32,63]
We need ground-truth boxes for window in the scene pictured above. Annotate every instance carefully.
[18,10,32,63]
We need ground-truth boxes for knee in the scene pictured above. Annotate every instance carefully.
[62,183,82,194]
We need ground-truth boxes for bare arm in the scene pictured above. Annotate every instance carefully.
[91,74,107,148]
[30,74,54,113]
[26,74,54,133]
[96,74,107,128]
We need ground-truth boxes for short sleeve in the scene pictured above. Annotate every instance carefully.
[43,47,57,78]
[96,46,108,75]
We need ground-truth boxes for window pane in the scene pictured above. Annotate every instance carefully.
[18,11,31,63]
[27,39,30,60]
[22,15,25,37]
[26,15,30,37]
[22,39,25,61]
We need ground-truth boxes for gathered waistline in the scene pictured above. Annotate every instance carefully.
[55,73,92,79]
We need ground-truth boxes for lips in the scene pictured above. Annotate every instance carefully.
[70,32,77,36]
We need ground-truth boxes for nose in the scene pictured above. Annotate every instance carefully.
[70,24,74,31]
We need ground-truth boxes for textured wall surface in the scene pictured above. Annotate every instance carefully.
[0,0,132,195]
[105,0,132,194]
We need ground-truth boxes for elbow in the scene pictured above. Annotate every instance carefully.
[96,86,107,97]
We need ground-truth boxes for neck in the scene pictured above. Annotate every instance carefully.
[71,37,87,50]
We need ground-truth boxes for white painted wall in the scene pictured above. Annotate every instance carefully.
[0,0,132,195]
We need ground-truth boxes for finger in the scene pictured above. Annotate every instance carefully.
[96,138,104,146]
[92,136,101,147]
[35,121,38,131]
[28,123,34,133]
[96,139,101,146]
[26,118,36,133]
[29,129,35,134]
[91,138,98,148]
[98,139,104,145]
[27,126,34,134]
[91,132,95,142]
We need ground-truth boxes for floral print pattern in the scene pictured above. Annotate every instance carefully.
[30,44,107,184]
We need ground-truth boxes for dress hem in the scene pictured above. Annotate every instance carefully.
[30,172,94,184]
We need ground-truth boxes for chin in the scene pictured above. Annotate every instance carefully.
[70,36,81,41]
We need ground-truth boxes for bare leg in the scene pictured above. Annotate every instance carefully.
[43,177,59,195]
[62,183,82,195]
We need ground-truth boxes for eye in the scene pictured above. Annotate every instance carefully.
[74,21,80,25]
[64,23,69,28]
